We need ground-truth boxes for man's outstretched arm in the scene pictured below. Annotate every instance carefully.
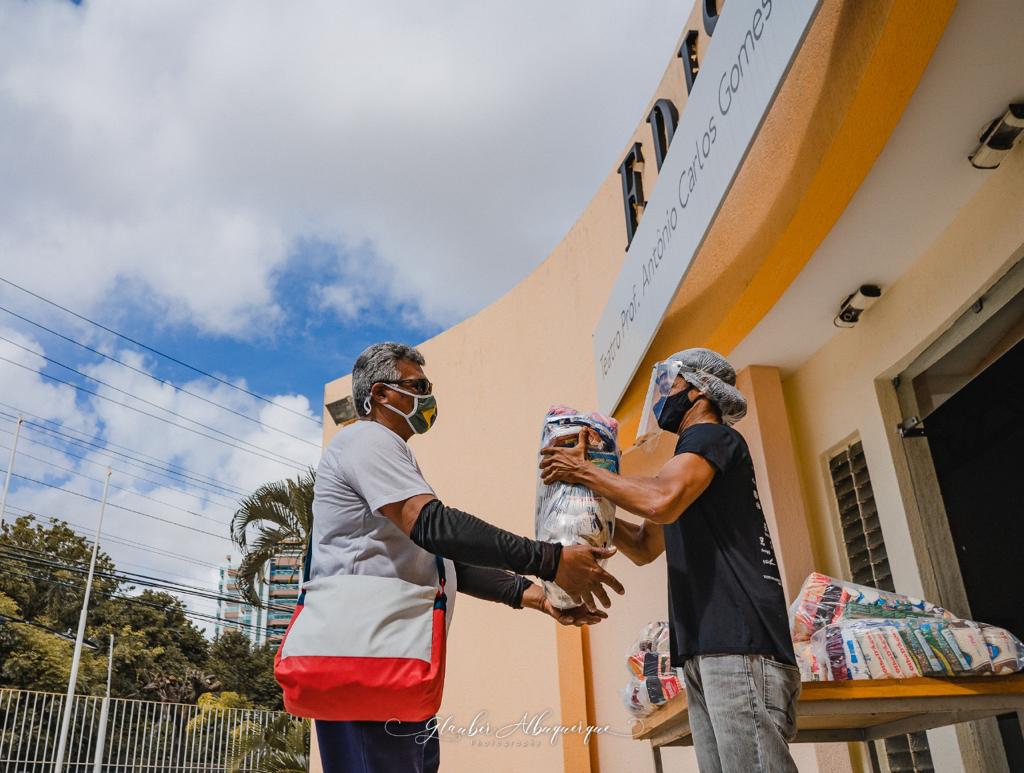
[453,563,607,626]
[378,494,625,611]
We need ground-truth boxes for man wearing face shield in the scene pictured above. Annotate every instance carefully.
[310,342,624,773]
[541,348,800,773]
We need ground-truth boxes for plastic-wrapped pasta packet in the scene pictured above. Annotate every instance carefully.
[794,640,828,682]
[535,405,620,609]
[810,618,1024,680]
[981,624,1024,675]
[790,573,952,642]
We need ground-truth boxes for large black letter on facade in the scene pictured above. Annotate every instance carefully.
[646,99,679,172]
[703,0,720,36]
[679,30,700,93]
[618,142,645,248]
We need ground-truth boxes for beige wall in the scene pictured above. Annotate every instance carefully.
[313,1,962,770]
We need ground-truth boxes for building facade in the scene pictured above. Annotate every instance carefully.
[215,561,266,646]
[265,542,303,644]
[316,1,1024,771]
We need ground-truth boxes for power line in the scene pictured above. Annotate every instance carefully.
[0,404,250,499]
[0,276,321,426]
[0,333,319,453]
[2,503,222,570]
[0,303,321,444]
[8,472,232,541]
[0,564,273,635]
[0,354,311,471]
[0,544,214,597]
[0,550,290,627]
[0,547,295,613]
[0,440,232,528]
[0,423,238,511]
[0,407,249,499]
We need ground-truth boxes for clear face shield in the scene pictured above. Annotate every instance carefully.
[636,359,685,444]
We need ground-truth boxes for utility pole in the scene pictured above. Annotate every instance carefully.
[53,468,111,773]
[92,634,114,772]
[0,415,22,527]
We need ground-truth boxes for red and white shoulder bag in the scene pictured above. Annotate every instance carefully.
[274,536,449,722]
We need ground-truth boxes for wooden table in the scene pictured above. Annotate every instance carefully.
[632,674,1024,771]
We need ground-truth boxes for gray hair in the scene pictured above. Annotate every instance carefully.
[352,342,426,417]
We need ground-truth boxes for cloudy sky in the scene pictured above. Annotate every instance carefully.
[0,0,688,631]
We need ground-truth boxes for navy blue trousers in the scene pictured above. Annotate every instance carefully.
[315,717,440,773]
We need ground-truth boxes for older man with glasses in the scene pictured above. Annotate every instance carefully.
[308,342,624,773]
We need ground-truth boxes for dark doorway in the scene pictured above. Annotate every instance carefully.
[926,335,1024,766]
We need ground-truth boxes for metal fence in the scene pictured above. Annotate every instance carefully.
[0,688,297,772]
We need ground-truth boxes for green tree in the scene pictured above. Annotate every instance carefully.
[90,591,210,697]
[0,515,119,630]
[93,590,209,666]
[0,591,102,693]
[230,469,314,607]
[207,629,282,710]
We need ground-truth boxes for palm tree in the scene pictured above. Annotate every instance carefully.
[230,469,315,607]
[227,713,310,773]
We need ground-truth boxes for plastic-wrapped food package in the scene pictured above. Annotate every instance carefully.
[535,405,619,609]
[790,574,1024,681]
[806,618,1024,681]
[790,572,952,643]
[621,621,685,717]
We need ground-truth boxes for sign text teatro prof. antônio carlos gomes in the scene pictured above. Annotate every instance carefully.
[592,0,821,414]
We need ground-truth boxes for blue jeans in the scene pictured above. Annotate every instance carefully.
[315,717,440,773]
[681,654,801,773]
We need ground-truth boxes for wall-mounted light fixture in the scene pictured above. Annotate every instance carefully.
[834,284,882,328]
[325,395,357,426]
[969,104,1024,170]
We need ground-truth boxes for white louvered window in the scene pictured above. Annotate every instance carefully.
[828,441,935,773]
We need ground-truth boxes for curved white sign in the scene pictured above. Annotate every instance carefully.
[593,0,821,413]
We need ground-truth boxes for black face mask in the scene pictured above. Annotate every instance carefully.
[655,390,696,433]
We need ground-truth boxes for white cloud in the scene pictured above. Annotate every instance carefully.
[0,324,321,631]
[0,0,690,334]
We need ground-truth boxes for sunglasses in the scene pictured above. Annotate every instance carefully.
[380,378,433,396]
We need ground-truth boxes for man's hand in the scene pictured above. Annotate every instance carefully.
[521,585,608,626]
[539,429,589,486]
[554,545,624,610]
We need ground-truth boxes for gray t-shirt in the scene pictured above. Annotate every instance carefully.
[310,420,457,626]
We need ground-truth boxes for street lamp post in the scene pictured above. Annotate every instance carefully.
[0,415,23,527]
[92,634,115,772]
[53,468,112,773]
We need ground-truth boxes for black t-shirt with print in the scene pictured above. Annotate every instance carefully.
[664,422,796,667]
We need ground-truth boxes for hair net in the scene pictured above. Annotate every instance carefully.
[669,348,747,426]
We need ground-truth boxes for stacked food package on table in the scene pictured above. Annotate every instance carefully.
[535,405,620,609]
[621,622,685,717]
[791,573,1024,681]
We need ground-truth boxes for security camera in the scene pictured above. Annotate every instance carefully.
[834,285,882,328]
[969,104,1024,170]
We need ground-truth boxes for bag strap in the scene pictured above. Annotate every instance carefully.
[297,525,314,606]
[434,554,448,612]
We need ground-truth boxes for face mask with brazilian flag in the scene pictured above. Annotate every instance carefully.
[383,385,438,434]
